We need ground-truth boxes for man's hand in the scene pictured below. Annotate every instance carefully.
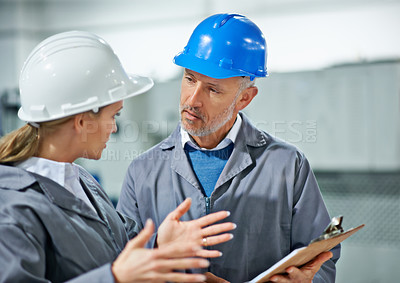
[157,198,236,258]
[204,272,230,283]
[269,251,333,283]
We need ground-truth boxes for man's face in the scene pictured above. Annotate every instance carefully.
[179,69,242,138]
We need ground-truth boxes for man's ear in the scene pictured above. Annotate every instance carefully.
[236,86,258,111]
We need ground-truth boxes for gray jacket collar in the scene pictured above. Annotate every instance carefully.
[0,163,36,190]
[0,163,100,220]
[159,112,270,193]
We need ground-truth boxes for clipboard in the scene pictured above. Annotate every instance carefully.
[249,216,365,283]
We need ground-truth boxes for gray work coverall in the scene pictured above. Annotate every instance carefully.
[0,164,138,282]
[117,112,340,283]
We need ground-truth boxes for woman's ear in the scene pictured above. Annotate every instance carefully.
[73,113,85,134]
[74,112,99,138]
[236,86,258,111]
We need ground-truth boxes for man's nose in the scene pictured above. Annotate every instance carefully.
[186,85,203,108]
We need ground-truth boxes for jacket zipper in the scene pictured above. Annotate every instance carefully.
[205,197,211,215]
[204,196,212,272]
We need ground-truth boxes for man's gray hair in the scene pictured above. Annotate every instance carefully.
[238,76,256,93]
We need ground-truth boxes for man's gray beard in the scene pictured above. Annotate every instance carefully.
[180,96,237,137]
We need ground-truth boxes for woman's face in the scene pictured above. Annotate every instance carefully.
[82,101,123,160]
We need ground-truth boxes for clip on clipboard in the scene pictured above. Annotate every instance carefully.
[249,216,365,283]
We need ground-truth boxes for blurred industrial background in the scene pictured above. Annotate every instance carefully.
[1,0,399,282]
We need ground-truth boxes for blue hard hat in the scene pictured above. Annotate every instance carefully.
[174,13,267,80]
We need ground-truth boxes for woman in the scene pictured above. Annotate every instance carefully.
[0,31,234,282]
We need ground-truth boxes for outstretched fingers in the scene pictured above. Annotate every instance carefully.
[199,220,236,251]
[155,240,202,259]
[195,233,234,258]
[195,211,232,227]
[152,257,210,272]
[154,271,207,283]
[196,249,223,258]
[203,233,234,247]
[150,243,210,282]
[125,219,154,250]
[166,198,192,221]
[201,222,236,237]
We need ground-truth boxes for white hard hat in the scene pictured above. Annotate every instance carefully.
[18,31,154,122]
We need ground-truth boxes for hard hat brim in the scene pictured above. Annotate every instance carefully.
[174,52,267,79]
[18,74,154,123]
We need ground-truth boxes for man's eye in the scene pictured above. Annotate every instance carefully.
[185,76,194,83]
[114,112,121,118]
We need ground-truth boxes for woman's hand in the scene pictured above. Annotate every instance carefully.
[157,198,236,258]
[112,219,209,283]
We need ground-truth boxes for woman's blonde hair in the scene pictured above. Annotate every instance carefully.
[0,117,73,163]
[0,108,106,163]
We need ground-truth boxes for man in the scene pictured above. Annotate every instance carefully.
[117,13,339,282]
